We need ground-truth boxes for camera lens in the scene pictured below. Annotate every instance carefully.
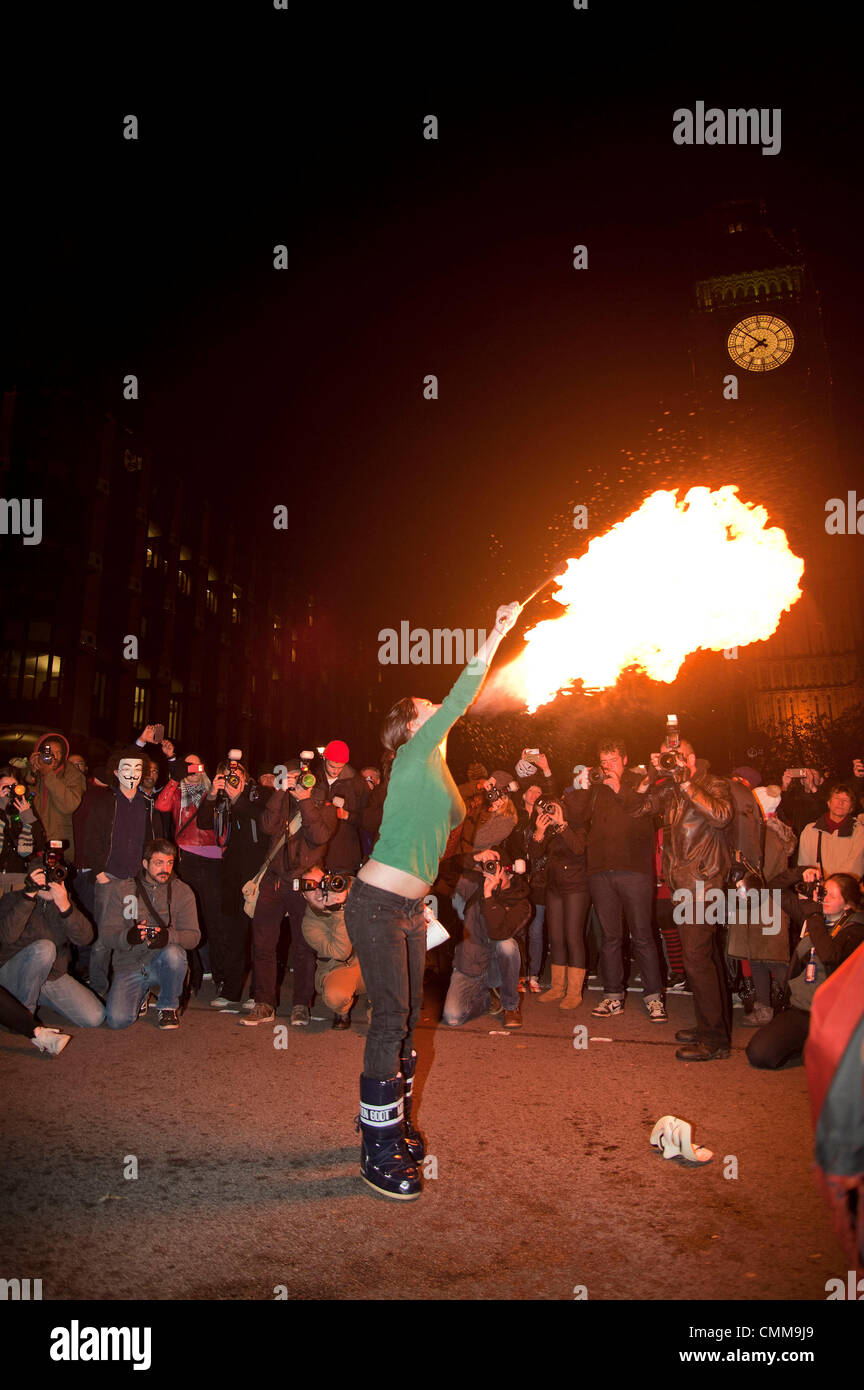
[588,767,606,784]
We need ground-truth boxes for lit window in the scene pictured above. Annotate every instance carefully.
[177,569,191,596]
[133,684,147,725]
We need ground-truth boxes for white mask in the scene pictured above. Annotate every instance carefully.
[117,759,143,791]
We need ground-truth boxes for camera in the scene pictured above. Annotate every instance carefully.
[225,759,242,790]
[658,751,683,771]
[794,879,826,903]
[588,767,606,785]
[295,756,317,791]
[537,799,558,815]
[38,742,55,764]
[293,872,349,897]
[665,714,679,749]
[486,784,505,803]
[43,841,68,883]
[144,922,163,942]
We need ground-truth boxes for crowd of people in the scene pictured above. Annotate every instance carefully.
[1,721,862,1068]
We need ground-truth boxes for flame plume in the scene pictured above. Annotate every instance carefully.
[492,486,804,713]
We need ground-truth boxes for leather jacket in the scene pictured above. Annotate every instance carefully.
[623,759,733,892]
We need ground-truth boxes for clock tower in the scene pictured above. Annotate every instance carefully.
[688,198,864,737]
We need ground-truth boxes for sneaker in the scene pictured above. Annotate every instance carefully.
[528,976,542,993]
[237,1002,275,1027]
[667,973,688,991]
[31,1027,71,1056]
[241,996,257,1011]
[503,1009,523,1029]
[290,1005,310,1026]
[157,1009,180,1030]
[646,998,668,1024]
[488,987,503,1016]
[202,972,213,982]
[210,994,238,1009]
[591,997,624,1017]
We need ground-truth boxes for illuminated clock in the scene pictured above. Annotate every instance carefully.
[726,314,795,372]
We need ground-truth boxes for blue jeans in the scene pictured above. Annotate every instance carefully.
[589,870,663,1002]
[105,945,188,1028]
[0,940,105,1026]
[528,904,545,976]
[344,878,426,1080]
[443,937,522,1023]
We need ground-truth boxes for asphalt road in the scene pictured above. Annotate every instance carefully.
[1,974,848,1302]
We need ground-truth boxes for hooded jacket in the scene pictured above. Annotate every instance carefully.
[29,732,86,861]
[452,870,532,978]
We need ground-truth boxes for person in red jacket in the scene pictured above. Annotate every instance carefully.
[155,753,224,989]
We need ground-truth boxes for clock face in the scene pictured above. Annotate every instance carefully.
[727,314,795,372]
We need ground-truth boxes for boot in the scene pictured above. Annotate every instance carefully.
[400,1050,425,1163]
[538,963,567,1003]
[559,966,586,1009]
[356,1074,422,1201]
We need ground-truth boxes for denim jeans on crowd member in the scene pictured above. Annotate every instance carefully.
[443,937,521,1025]
[105,945,188,1028]
[250,872,316,1009]
[344,878,426,1081]
[589,869,664,1002]
[0,939,105,1026]
[528,904,545,977]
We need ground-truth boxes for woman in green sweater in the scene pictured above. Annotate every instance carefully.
[346,602,520,1199]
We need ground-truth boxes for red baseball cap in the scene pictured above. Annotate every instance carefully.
[324,740,350,763]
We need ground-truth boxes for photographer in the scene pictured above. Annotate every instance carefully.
[197,758,270,1009]
[240,758,338,1028]
[443,847,532,1029]
[0,765,44,895]
[746,872,864,1070]
[26,732,86,863]
[101,840,201,1030]
[459,771,520,861]
[299,865,364,1029]
[0,853,104,1027]
[798,782,864,880]
[320,740,369,876]
[360,766,386,859]
[528,789,591,1008]
[778,767,827,838]
[155,752,222,989]
[623,737,734,1061]
[585,739,666,1024]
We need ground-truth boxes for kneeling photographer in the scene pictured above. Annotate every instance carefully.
[746,871,864,1070]
[442,847,532,1029]
[0,847,104,1028]
[101,840,201,1030]
[299,865,364,1028]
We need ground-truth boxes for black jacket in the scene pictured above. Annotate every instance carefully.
[320,765,369,874]
[452,870,532,978]
[585,771,655,877]
[526,789,589,895]
[260,787,338,880]
[79,788,158,875]
[197,785,272,914]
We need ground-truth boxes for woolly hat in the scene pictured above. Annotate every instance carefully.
[324,740,350,764]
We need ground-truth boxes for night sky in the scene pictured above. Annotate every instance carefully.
[4,10,862,729]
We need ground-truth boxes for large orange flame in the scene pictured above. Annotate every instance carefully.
[495,486,804,713]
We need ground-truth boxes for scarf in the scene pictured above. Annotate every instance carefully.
[180,775,211,813]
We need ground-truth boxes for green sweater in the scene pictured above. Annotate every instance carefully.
[373,658,488,886]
